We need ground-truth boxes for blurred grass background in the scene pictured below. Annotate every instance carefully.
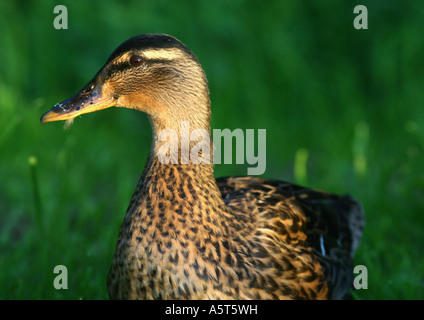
[0,0,423,299]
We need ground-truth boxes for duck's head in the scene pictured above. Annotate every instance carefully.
[41,34,211,131]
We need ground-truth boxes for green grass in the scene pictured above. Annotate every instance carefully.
[1,0,423,299]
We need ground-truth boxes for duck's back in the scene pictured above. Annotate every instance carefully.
[216,176,364,299]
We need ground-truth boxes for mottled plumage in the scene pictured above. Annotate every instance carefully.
[41,34,364,300]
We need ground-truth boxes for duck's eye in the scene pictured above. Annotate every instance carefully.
[129,55,143,66]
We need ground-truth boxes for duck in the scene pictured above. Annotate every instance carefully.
[41,34,364,300]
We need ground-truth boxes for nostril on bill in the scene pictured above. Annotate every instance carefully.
[82,83,95,95]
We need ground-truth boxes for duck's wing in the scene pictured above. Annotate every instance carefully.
[216,176,365,299]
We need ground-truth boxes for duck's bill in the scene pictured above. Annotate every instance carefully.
[40,81,116,124]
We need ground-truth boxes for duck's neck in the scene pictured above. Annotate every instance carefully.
[124,156,231,247]
[149,112,213,166]
[124,115,231,241]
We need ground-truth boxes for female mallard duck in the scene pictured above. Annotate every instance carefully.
[41,34,364,300]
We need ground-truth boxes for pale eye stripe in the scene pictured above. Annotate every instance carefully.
[142,48,184,60]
